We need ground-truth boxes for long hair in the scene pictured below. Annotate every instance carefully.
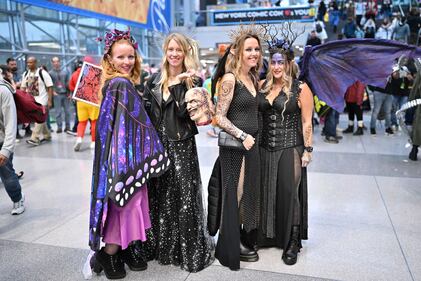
[211,33,263,101]
[100,39,142,98]
[261,53,298,121]
[225,33,263,88]
[159,33,200,90]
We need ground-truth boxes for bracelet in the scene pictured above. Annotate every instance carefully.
[239,132,247,141]
[304,146,313,153]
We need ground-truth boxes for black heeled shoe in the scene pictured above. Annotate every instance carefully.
[93,248,126,280]
[240,240,259,262]
[120,243,147,271]
[282,226,301,266]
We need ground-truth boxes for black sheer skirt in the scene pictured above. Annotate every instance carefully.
[215,143,260,270]
[258,146,308,252]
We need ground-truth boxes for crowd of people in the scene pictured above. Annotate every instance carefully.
[1,3,420,281]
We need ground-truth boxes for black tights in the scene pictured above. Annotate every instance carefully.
[347,102,363,122]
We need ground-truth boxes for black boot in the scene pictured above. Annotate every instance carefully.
[282,226,301,266]
[120,243,147,271]
[93,248,126,279]
[409,145,419,161]
[343,125,354,134]
[353,127,363,136]
[240,240,259,262]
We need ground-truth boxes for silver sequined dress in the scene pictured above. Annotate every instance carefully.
[143,119,214,272]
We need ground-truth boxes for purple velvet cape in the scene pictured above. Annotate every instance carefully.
[299,39,421,112]
[89,77,169,251]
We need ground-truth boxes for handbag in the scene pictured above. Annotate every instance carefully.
[218,130,245,150]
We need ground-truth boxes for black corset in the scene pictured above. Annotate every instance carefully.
[258,80,304,151]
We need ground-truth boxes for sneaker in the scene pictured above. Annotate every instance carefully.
[26,139,40,146]
[353,127,363,135]
[40,137,52,143]
[56,128,63,133]
[370,128,376,135]
[74,137,82,151]
[324,136,339,144]
[65,129,77,136]
[385,127,394,135]
[11,193,25,215]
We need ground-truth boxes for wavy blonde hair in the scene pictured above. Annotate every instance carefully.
[225,33,263,88]
[159,33,200,90]
[100,39,142,98]
[262,53,299,120]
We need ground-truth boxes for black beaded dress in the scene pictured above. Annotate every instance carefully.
[215,81,260,271]
[257,80,308,253]
[143,92,214,273]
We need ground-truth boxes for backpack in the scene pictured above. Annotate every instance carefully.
[313,95,331,117]
[315,22,323,33]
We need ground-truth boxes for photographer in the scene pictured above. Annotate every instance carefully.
[389,64,414,131]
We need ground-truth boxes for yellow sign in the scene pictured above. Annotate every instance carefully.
[52,0,150,24]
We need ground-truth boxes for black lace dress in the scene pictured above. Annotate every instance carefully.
[215,81,260,270]
[143,96,214,273]
[257,80,308,253]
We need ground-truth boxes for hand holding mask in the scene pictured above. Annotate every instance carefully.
[185,87,215,126]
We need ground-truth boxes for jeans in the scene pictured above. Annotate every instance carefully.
[324,109,339,137]
[370,91,393,129]
[0,153,22,203]
[391,95,408,126]
[54,94,72,129]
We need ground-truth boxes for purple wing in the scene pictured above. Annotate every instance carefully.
[300,39,421,112]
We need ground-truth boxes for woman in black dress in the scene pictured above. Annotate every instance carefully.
[211,26,263,270]
[258,38,313,265]
[142,33,214,272]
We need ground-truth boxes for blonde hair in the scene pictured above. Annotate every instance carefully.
[159,33,200,90]
[100,39,142,98]
[225,33,263,87]
[262,54,298,121]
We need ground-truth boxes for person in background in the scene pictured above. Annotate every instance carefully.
[342,81,366,135]
[49,57,72,134]
[68,57,99,151]
[0,66,25,215]
[21,56,53,146]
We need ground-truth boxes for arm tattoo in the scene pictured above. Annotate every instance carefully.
[303,124,313,148]
[216,80,243,138]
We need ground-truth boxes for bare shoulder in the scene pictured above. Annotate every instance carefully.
[299,82,313,97]
[221,73,235,84]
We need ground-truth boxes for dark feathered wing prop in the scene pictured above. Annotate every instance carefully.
[299,39,421,112]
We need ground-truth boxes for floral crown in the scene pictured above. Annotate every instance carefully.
[261,22,305,61]
[97,29,138,54]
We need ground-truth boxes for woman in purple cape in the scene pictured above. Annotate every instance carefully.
[88,29,169,280]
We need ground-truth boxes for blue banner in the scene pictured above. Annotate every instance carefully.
[13,0,171,33]
[211,6,314,26]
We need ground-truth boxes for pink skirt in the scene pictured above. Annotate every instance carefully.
[102,186,151,250]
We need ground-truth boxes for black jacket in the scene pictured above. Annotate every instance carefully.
[143,72,200,141]
[207,157,221,236]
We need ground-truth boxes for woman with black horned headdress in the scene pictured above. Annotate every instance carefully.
[257,25,313,266]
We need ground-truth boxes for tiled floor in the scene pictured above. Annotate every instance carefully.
[0,116,420,281]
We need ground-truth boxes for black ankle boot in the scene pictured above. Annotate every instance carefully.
[282,226,301,266]
[353,127,363,136]
[240,240,259,262]
[93,248,126,279]
[343,125,354,133]
[409,146,419,161]
[120,243,147,271]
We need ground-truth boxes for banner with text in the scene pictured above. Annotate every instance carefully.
[211,7,314,25]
